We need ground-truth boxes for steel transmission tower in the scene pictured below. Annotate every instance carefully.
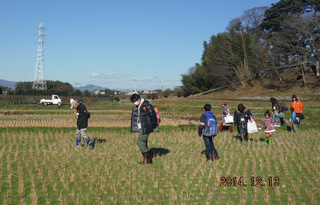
[32,22,47,90]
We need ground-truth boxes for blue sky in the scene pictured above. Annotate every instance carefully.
[0,0,279,91]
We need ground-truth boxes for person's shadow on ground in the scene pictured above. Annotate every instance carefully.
[149,148,170,158]
[91,137,107,148]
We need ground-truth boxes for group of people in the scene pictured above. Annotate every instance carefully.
[69,94,304,164]
[198,95,304,162]
[70,94,158,165]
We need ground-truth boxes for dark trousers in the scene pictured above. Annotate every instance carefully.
[137,129,149,154]
[296,113,304,125]
[203,136,218,156]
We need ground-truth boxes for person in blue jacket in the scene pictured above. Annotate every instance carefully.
[198,104,219,162]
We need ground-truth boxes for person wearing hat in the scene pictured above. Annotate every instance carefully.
[70,99,94,149]
[290,95,304,124]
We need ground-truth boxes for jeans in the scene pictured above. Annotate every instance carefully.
[273,114,280,125]
[203,136,218,156]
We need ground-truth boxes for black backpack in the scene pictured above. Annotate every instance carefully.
[84,111,90,118]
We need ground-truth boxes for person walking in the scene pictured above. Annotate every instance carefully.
[258,110,276,144]
[130,94,157,165]
[70,99,94,149]
[290,95,304,124]
[198,104,219,162]
[234,104,252,142]
[219,101,233,133]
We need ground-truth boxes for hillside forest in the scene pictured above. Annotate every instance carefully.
[181,0,320,96]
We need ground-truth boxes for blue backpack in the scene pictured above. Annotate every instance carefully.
[203,112,217,136]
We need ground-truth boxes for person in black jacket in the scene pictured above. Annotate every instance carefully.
[234,104,252,142]
[70,99,94,149]
[130,94,157,165]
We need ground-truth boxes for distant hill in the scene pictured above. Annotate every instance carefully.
[0,79,131,93]
[76,84,107,92]
[0,79,16,89]
[75,84,131,92]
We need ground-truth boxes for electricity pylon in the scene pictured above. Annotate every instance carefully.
[32,22,47,90]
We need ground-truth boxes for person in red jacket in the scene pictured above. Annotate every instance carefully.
[290,95,304,124]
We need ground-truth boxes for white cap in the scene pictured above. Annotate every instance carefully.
[70,99,77,109]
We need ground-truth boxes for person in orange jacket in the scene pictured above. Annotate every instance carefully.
[290,95,304,124]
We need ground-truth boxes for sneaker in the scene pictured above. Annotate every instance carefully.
[214,154,220,160]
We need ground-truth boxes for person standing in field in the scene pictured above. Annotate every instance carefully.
[258,110,275,144]
[270,97,283,127]
[234,104,252,142]
[219,101,233,133]
[290,95,304,124]
[130,94,157,165]
[198,104,219,162]
[70,99,94,149]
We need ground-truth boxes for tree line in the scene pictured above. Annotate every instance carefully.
[2,80,180,100]
[181,0,320,96]
[4,80,115,98]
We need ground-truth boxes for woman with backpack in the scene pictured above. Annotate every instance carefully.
[234,104,252,142]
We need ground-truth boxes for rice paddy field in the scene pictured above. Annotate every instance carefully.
[0,97,319,204]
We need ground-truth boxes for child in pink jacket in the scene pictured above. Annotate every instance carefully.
[259,110,275,144]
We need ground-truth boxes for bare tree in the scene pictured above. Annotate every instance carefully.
[260,12,320,88]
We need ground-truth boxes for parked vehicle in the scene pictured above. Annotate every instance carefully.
[40,95,62,106]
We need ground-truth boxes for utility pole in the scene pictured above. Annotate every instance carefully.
[32,22,47,90]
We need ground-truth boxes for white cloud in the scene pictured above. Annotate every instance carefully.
[138,76,160,82]
[90,71,122,79]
